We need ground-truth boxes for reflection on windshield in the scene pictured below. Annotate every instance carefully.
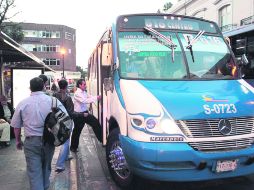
[180,33,238,79]
[119,31,186,80]
[144,26,177,62]
[118,31,238,80]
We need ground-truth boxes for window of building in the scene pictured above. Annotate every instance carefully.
[219,4,232,28]
[23,30,60,38]
[42,31,52,38]
[22,44,36,51]
[23,30,39,38]
[51,31,61,38]
[43,58,60,66]
[22,44,60,52]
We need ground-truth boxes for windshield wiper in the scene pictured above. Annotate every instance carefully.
[186,30,205,62]
[144,26,177,62]
[187,35,195,62]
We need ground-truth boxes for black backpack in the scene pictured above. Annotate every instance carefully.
[43,97,73,146]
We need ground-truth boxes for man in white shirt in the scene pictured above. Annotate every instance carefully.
[70,79,102,152]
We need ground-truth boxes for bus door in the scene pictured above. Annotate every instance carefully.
[100,37,113,145]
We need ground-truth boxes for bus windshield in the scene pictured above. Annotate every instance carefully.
[118,30,238,80]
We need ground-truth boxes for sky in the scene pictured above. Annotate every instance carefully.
[9,0,176,69]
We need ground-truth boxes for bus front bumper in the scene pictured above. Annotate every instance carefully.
[119,135,254,182]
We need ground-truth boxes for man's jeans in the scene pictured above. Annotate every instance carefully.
[56,123,73,170]
[55,138,70,169]
[24,136,55,190]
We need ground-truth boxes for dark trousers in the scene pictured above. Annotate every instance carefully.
[71,113,102,150]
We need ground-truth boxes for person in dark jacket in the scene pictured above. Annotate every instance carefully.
[53,79,87,173]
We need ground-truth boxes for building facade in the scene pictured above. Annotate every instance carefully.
[19,23,76,75]
[168,0,254,80]
[169,0,254,32]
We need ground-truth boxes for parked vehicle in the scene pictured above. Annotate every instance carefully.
[87,13,254,188]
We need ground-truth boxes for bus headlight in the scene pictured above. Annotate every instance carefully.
[129,113,182,135]
[146,118,157,129]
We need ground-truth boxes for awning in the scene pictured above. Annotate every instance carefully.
[223,24,254,37]
[0,31,54,71]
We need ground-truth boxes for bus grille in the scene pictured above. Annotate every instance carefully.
[188,137,254,152]
[176,117,254,152]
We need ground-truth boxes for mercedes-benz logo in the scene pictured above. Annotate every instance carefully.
[218,119,232,135]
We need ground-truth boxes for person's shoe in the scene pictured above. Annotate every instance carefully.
[4,142,10,146]
[70,147,78,153]
[55,168,65,173]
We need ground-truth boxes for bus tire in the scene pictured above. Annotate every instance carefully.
[106,128,133,188]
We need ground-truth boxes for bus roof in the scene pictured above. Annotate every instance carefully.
[223,23,254,37]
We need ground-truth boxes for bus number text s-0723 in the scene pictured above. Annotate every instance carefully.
[203,104,237,114]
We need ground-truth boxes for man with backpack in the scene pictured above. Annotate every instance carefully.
[11,77,68,190]
[53,79,87,173]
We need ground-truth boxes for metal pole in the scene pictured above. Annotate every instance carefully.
[62,54,65,79]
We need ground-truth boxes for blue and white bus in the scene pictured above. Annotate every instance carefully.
[87,13,254,188]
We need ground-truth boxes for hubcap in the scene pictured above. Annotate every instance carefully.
[109,141,130,179]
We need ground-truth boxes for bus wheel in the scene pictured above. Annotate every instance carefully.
[106,128,133,188]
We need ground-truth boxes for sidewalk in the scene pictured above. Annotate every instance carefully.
[0,126,118,190]
[75,126,119,190]
[0,136,77,190]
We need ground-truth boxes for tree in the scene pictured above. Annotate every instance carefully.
[163,2,173,12]
[76,65,87,79]
[2,22,24,42]
[0,0,16,26]
[0,0,24,42]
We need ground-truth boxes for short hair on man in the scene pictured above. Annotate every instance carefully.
[58,79,68,90]
[30,77,44,92]
[76,79,85,88]
[39,74,48,84]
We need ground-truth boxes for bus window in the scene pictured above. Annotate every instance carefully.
[118,31,186,80]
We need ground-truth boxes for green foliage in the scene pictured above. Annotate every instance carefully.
[76,65,87,79]
[0,0,23,42]
[2,23,24,42]
[163,2,173,12]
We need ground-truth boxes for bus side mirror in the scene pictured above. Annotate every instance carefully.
[104,78,111,92]
[104,78,114,93]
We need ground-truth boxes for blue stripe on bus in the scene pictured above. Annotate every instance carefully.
[137,80,254,120]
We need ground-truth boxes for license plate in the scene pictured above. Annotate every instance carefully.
[216,159,238,173]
